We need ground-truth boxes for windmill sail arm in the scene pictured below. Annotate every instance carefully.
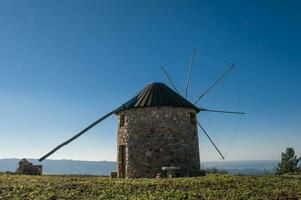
[200,108,245,115]
[197,120,225,160]
[185,48,196,98]
[194,64,235,104]
[39,106,123,162]
[160,65,179,94]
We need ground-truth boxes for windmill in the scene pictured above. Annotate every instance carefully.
[39,49,244,178]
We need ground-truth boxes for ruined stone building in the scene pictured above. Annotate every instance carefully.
[16,159,42,175]
[116,82,201,178]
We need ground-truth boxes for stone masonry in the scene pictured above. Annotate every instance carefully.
[116,106,200,178]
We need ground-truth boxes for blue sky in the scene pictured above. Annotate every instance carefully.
[0,0,300,162]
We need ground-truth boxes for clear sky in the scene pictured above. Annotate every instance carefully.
[0,0,300,162]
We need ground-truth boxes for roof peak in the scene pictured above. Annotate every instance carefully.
[146,82,165,86]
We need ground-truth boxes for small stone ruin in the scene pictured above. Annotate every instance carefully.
[16,159,42,175]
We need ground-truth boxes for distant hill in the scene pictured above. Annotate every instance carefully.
[0,158,278,175]
[203,160,278,175]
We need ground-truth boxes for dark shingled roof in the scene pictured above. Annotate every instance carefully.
[120,82,200,113]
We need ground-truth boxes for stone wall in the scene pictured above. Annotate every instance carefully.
[116,106,200,178]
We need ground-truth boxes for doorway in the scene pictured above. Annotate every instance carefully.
[118,145,126,178]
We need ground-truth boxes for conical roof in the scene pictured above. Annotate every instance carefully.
[120,82,200,113]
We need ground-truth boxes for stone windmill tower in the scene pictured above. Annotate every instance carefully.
[39,50,244,178]
[116,82,201,178]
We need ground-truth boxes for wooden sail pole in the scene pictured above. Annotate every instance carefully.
[39,106,123,162]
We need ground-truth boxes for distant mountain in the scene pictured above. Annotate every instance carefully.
[0,159,278,175]
[203,160,278,175]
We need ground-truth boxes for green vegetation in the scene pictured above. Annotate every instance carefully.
[277,147,301,175]
[0,173,300,200]
[204,168,228,175]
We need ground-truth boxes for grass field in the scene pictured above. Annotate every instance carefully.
[0,173,300,200]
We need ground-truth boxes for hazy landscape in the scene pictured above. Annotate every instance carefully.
[0,159,278,175]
